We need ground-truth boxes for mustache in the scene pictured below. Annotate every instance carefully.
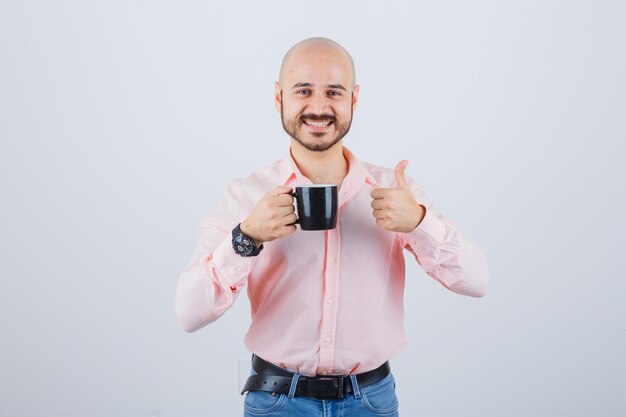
[300,113,335,122]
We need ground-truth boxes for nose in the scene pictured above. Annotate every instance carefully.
[306,91,332,115]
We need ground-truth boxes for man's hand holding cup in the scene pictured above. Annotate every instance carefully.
[241,186,297,246]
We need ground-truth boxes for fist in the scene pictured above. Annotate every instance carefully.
[240,186,297,245]
[370,160,426,233]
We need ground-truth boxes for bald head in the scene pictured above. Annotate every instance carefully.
[278,37,356,89]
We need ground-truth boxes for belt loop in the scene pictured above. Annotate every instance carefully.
[288,373,302,398]
[349,375,362,399]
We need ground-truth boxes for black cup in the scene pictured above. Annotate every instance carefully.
[290,185,338,230]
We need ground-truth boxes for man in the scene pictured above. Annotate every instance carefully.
[175,37,489,417]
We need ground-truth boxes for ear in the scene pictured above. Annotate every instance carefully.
[274,82,282,113]
[352,84,360,112]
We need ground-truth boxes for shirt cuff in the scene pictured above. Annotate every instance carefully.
[211,233,258,288]
[401,206,448,254]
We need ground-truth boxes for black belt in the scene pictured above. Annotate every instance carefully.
[241,355,391,399]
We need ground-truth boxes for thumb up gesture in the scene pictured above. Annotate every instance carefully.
[370,160,426,233]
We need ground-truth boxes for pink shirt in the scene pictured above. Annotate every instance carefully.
[175,147,489,376]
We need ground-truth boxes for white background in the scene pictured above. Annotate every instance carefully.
[1,1,625,416]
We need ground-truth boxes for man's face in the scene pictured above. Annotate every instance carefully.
[275,49,359,152]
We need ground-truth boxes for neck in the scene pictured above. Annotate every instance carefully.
[290,139,348,186]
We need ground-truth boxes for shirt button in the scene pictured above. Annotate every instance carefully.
[330,256,335,263]
[324,336,332,343]
[411,239,417,246]
[327,298,334,304]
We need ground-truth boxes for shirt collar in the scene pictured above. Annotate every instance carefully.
[277,146,378,188]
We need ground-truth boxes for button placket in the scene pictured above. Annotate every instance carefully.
[318,222,341,374]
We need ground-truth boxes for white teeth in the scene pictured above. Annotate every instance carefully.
[305,120,331,127]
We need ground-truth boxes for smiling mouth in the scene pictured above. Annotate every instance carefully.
[303,119,334,131]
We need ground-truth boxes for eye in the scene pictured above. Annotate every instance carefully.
[327,90,341,97]
[296,89,312,95]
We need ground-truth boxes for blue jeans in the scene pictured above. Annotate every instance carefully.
[243,371,400,417]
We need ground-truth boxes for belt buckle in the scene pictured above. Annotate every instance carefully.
[314,376,344,399]
[336,377,345,399]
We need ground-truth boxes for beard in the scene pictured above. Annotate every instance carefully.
[280,92,353,152]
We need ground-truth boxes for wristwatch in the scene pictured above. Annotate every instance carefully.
[232,223,264,257]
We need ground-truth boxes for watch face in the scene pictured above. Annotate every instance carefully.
[234,233,255,256]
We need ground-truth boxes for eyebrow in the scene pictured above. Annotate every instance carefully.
[292,82,347,91]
